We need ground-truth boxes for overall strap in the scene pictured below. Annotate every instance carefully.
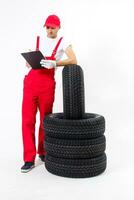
[51,37,63,57]
[36,36,40,50]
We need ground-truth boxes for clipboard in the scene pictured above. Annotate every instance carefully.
[21,50,45,69]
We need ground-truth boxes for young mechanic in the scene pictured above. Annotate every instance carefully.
[21,14,77,173]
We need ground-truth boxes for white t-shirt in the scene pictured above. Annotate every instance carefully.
[38,35,72,61]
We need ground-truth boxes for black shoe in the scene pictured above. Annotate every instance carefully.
[39,154,45,162]
[21,162,35,173]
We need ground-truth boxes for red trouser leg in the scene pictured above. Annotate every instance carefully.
[22,91,37,162]
[22,84,38,162]
[37,80,56,155]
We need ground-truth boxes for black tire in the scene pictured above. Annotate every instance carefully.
[62,65,85,119]
[45,153,107,178]
[43,113,105,139]
[44,135,106,158]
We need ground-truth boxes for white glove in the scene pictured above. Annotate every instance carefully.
[40,59,56,69]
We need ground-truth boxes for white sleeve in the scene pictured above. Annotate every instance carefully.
[62,37,72,52]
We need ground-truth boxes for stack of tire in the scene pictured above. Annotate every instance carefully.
[43,65,107,178]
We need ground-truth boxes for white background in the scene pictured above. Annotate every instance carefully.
[0,0,134,199]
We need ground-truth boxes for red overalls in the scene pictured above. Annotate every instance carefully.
[22,36,63,162]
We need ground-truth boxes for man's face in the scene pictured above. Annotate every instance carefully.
[46,26,60,38]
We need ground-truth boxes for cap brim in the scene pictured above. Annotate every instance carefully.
[43,23,59,28]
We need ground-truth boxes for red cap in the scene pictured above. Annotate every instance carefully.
[43,15,61,28]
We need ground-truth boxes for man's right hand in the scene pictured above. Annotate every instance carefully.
[26,62,31,68]
[26,49,32,68]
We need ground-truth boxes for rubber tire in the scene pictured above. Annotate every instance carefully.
[44,153,107,178]
[44,135,106,158]
[43,113,105,139]
[62,65,85,119]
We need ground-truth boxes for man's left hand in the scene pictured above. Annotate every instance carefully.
[40,59,56,69]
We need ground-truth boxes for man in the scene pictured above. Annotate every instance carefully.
[21,14,77,173]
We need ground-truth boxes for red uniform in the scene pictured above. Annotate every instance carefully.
[22,36,63,162]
